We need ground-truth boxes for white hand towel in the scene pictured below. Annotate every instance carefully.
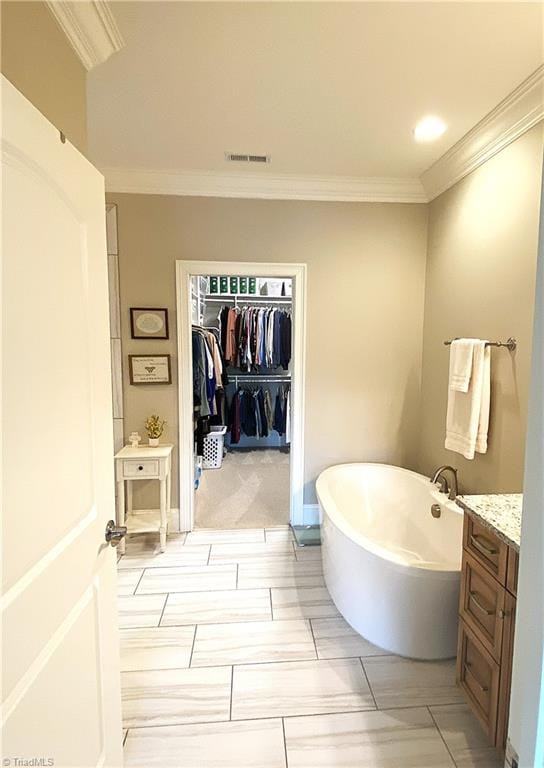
[445,340,491,459]
[449,339,476,392]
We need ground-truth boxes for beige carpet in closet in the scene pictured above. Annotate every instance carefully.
[196,449,290,529]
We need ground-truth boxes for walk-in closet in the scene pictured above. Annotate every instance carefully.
[191,274,292,528]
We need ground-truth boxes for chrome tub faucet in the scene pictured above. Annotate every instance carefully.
[430,465,459,501]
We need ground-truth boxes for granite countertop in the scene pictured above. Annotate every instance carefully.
[456,493,522,551]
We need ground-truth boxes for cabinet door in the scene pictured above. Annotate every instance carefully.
[496,592,516,750]
[457,620,501,744]
[460,551,507,662]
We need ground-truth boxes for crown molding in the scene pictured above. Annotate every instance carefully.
[421,65,544,201]
[104,68,542,204]
[46,1,125,71]
[103,167,428,203]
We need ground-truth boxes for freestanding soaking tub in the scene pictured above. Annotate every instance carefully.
[317,463,464,660]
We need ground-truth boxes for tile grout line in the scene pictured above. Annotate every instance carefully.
[229,665,234,720]
[358,657,378,710]
[132,568,146,596]
[118,649,396,673]
[427,705,459,767]
[130,611,347,630]
[281,717,290,768]
[156,592,169,627]
[188,624,198,667]
[122,703,402,732]
[308,618,319,660]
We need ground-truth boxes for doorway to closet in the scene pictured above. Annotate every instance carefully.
[176,261,307,533]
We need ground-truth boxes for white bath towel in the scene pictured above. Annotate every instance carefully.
[445,340,490,459]
[449,339,476,392]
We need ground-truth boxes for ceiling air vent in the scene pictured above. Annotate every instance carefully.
[225,152,270,164]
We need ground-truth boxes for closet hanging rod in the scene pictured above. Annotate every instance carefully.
[233,375,291,383]
[443,337,517,351]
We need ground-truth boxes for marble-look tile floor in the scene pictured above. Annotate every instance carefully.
[118,528,504,768]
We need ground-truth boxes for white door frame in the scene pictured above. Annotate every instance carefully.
[176,260,307,532]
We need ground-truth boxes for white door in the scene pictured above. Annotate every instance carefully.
[1,77,123,767]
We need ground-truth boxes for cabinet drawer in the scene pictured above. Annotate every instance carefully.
[460,551,506,662]
[122,459,159,478]
[457,619,500,744]
[463,515,508,584]
[506,548,519,597]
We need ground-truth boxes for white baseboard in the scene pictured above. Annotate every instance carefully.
[291,503,321,527]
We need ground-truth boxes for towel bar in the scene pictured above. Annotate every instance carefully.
[444,337,517,351]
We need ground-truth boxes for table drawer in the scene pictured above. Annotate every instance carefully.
[463,514,508,584]
[457,619,500,744]
[460,551,506,662]
[122,459,159,478]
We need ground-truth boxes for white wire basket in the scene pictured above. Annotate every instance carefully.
[202,426,227,469]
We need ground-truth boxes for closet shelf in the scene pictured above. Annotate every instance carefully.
[205,294,292,304]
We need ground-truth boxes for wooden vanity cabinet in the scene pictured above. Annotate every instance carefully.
[457,513,518,749]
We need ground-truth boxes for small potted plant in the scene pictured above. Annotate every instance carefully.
[145,415,166,447]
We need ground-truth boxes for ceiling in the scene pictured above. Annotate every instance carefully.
[87,2,543,182]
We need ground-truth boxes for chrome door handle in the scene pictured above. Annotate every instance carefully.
[105,520,127,547]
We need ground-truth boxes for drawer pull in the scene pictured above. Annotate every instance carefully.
[465,661,489,693]
[138,465,144,471]
[470,533,498,557]
[469,590,495,617]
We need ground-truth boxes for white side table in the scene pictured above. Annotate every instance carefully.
[114,444,173,554]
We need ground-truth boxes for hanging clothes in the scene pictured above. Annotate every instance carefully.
[257,389,268,438]
[218,304,292,372]
[228,390,242,444]
[285,388,291,444]
[227,384,290,443]
[273,386,285,436]
[280,313,292,371]
[240,390,257,436]
[192,325,228,455]
[263,389,274,430]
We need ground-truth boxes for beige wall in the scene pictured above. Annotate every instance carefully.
[1,0,541,509]
[1,1,87,153]
[107,194,428,508]
[417,123,544,493]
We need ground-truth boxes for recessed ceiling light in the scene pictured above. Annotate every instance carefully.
[414,116,447,143]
